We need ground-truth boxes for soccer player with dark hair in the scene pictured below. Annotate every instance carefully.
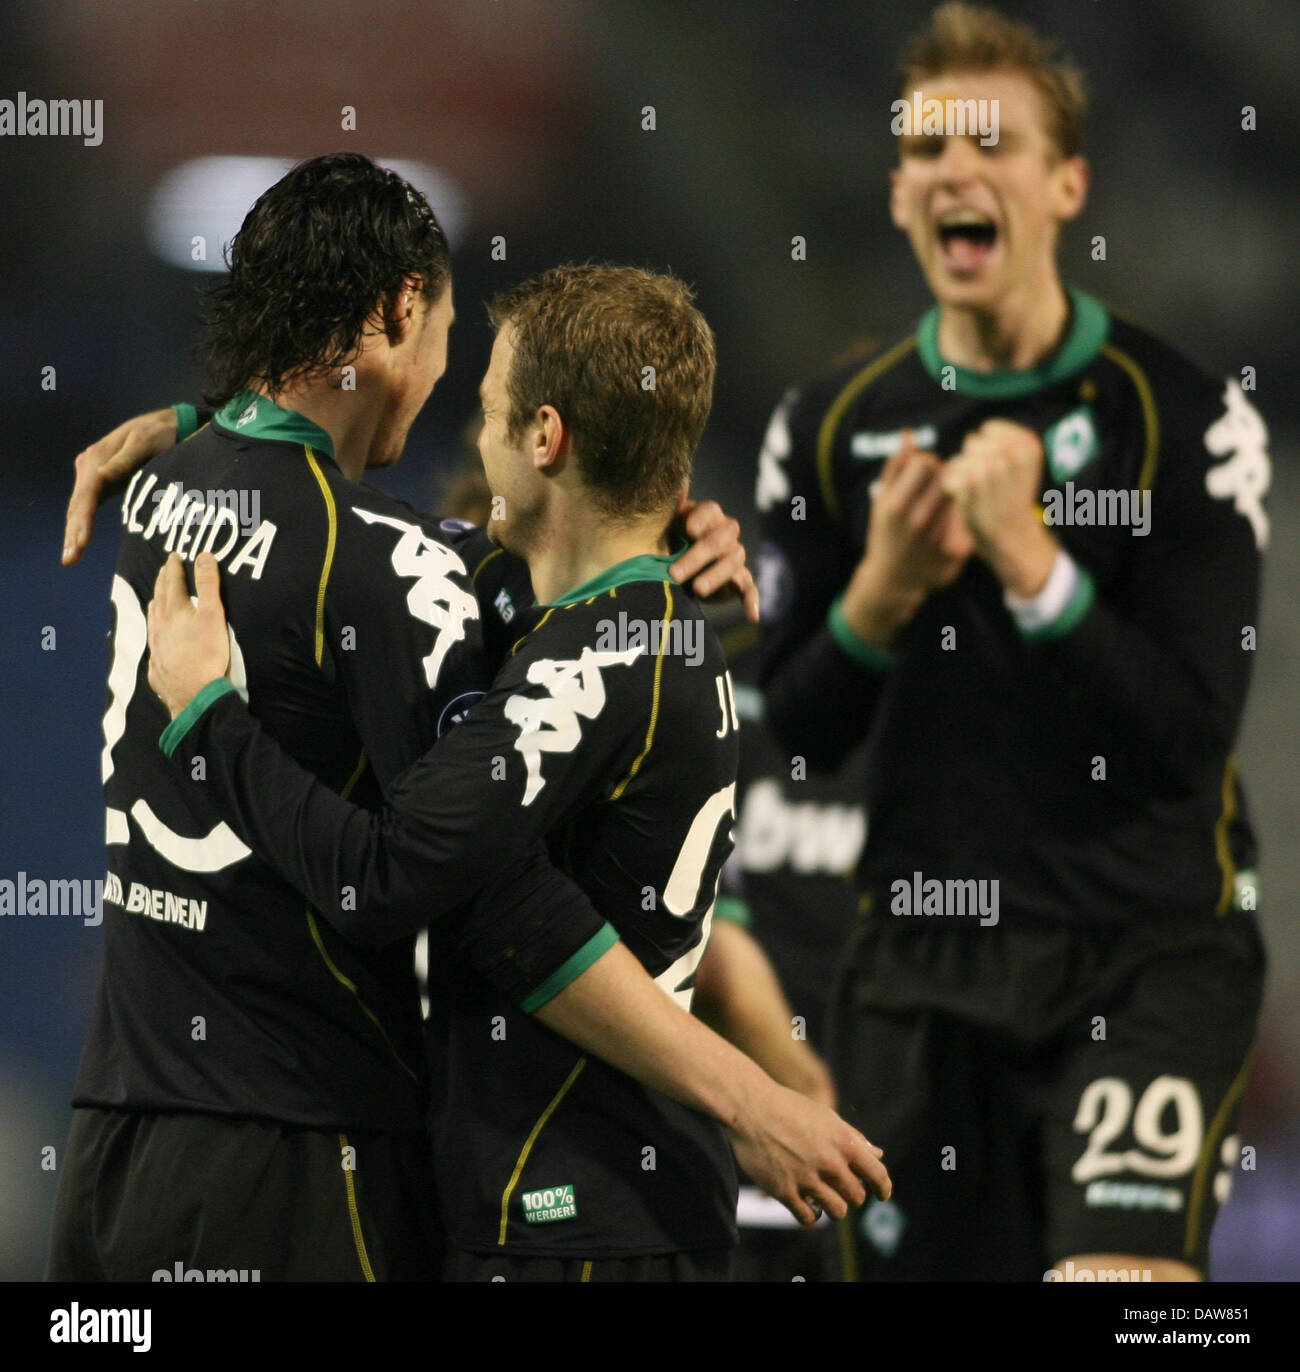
[142,262,890,1281]
[51,156,882,1282]
[756,3,1270,1281]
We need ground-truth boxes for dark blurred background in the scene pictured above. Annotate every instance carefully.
[1,0,1296,1279]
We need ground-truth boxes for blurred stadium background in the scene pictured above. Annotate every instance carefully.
[1,0,1295,1279]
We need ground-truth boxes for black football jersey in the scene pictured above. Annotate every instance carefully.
[757,289,1270,924]
[157,556,742,1255]
[74,390,598,1131]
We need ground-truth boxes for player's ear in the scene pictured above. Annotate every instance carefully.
[534,404,567,471]
[1052,155,1089,224]
[380,273,424,344]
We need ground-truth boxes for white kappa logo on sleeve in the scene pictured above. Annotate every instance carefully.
[352,509,478,686]
[505,647,642,805]
[1204,380,1270,550]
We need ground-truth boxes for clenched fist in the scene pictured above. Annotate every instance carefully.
[940,419,1059,597]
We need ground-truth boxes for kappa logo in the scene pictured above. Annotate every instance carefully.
[505,646,642,805]
[352,509,477,687]
[755,392,795,512]
[1205,379,1270,550]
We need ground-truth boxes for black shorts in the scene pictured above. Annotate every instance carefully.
[46,1107,439,1282]
[444,1248,733,1282]
[827,911,1265,1281]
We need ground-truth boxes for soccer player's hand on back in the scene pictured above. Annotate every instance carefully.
[63,407,179,565]
[727,1084,891,1226]
[146,552,232,719]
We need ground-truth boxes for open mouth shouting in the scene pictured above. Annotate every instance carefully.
[935,208,1000,277]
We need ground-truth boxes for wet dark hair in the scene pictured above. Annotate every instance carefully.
[201,153,450,408]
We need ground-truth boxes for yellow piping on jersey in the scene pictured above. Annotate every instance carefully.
[182,422,210,444]
[607,581,671,801]
[305,912,419,1083]
[579,1260,593,1282]
[1213,756,1238,915]
[340,748,369,800]
[816,336,918,525]
[472,546,504,583]
[338,1132,377,1281]
[303,446,338,667]
[1100,343,1160,492]
[512,606,558,656]
[498,1057,587,1244]
[1183,1044,1255,1262]
[305,749,419,1084]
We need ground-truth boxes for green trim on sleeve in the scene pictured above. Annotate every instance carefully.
[713,895,753,928]
[172,402,198,443]
[1017,566,1097,642]
[519,922,620,1014]
[828,596,897,672]
[159,677,236,759]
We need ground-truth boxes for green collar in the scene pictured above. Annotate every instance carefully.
[549,552,680,607]
[916,287,1109,399]
[214,389,335,458]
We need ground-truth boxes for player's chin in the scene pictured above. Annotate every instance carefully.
[364,441,404,470]
[924,258,1004,308]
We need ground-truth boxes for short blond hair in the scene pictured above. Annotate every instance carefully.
[489,265,715,520]
[900,2,1088,158]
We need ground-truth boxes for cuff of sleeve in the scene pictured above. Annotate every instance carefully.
[519,921,620,1013]
[1005,552,1095,642]
[828,596,897,672]
[172,402,198,443]
[159,678,236,758]
[713,895,752,928]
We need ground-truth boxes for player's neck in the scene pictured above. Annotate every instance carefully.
[936,275,1071,374]
[251,382,379,482]
[524,503,672,607]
